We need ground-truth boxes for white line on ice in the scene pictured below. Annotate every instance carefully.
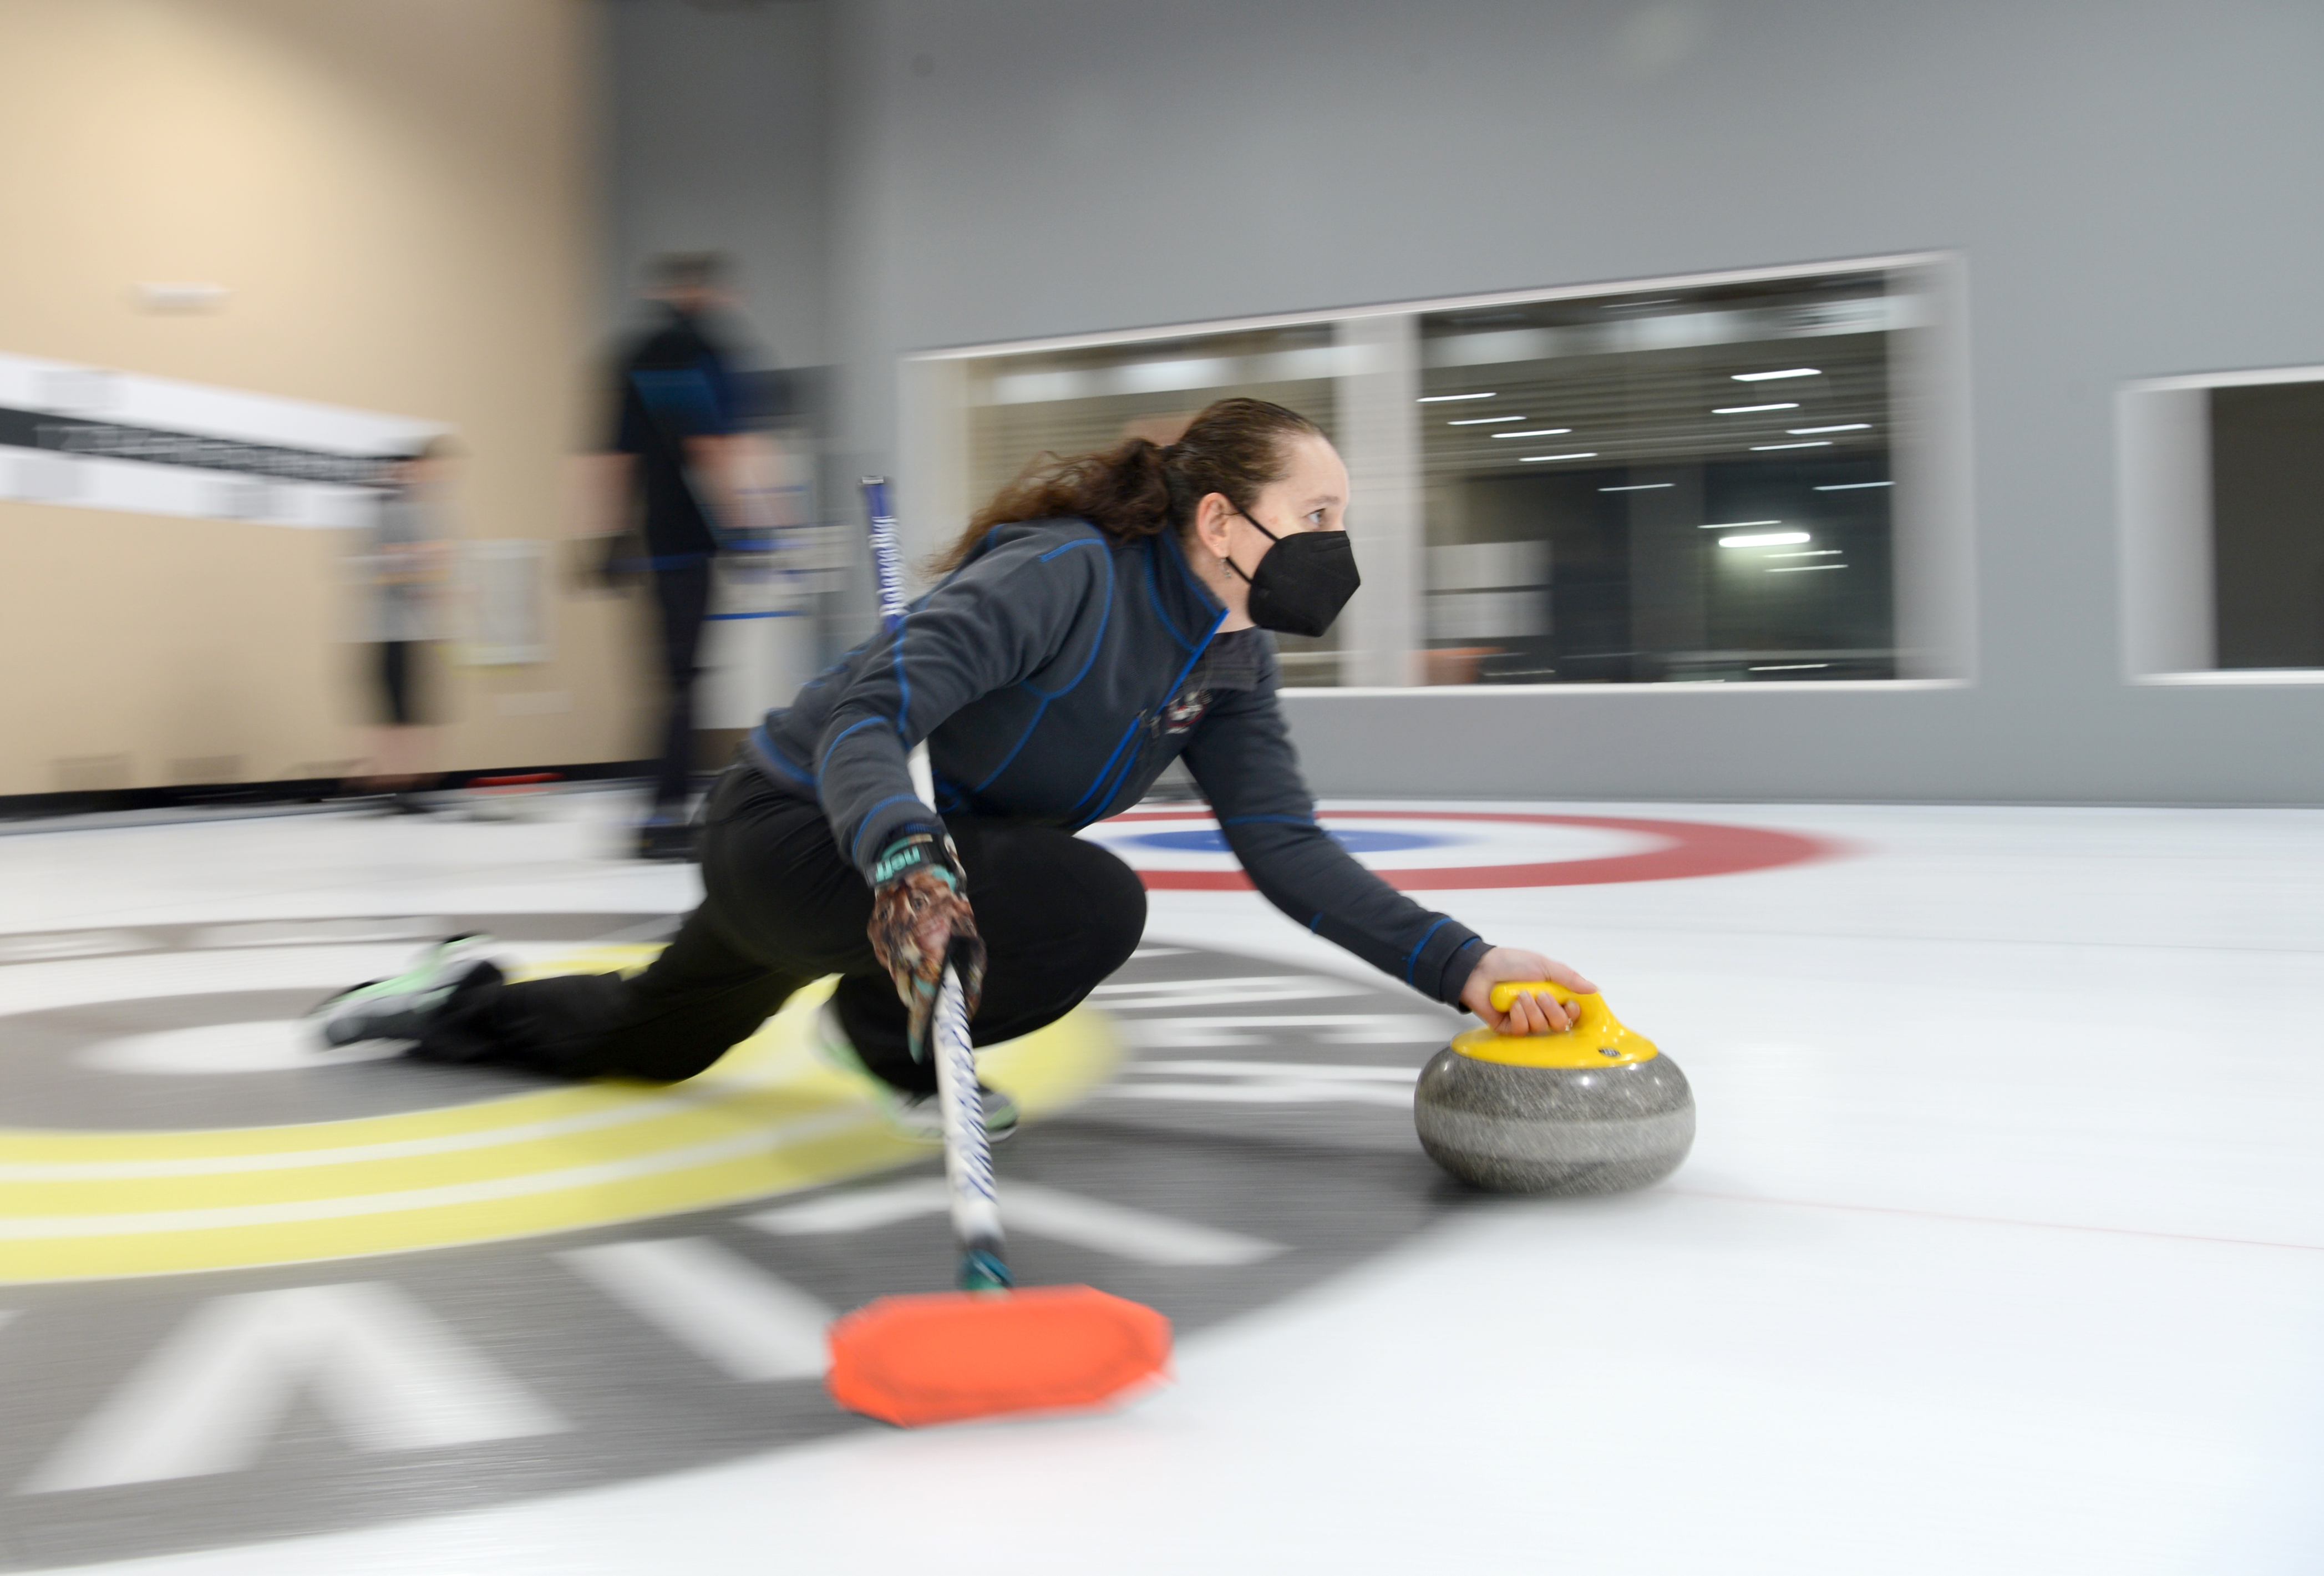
[1088,975,1357,1010]
[0,1109,869,1238]
[1100,1083,1417,1108]
[1130,1061,1419,1082]
[22,1284,563,1493]
[560,1238,833,1381]
[1124,1014,1450,1047]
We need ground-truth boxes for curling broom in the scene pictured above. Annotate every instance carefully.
[823,478,1171,1428]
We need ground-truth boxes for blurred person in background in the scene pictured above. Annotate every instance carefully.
[592,252,755,860]
[348,437,458,814]
[314,398,1597,1143]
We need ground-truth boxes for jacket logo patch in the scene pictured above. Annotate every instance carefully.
[1160,690,1211,736]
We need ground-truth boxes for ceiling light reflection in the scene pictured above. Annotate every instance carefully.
[1716,531,1810,548]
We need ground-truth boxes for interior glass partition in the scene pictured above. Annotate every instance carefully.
[1418,271,1915,684]
[903,254,1964,690]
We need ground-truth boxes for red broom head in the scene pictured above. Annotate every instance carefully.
[827,1284,1173,1428]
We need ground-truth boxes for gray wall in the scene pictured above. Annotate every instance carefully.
[601,0,831,367]
[614,0,2324,804]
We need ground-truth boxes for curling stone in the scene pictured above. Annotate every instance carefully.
[1414,981,1693,1194]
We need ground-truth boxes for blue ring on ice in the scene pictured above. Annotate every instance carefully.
[1129,828,1453,855]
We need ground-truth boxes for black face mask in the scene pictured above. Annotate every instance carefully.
[1226,508,1361,638]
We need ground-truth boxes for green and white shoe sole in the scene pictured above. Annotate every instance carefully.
[309,934,499,1048]
[813,1001,1019,1144]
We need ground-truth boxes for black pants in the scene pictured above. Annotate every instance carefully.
[376,641,426,727]
[414,764,1148,1092]
[648,562,714,813]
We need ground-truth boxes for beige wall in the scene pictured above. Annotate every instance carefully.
[0,0,647,795]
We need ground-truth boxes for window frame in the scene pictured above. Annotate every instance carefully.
[2119,362,2324,687]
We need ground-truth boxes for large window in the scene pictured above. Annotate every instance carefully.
[1419,272,1911,684]
[901,254,1968,690]
[2120,365,2324,683]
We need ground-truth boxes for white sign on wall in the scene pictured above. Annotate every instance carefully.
[0,352,443,529]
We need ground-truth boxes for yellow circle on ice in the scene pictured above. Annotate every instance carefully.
[0,947,1124,1283]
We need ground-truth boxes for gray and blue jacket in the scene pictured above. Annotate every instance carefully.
[747,518,1487,1005]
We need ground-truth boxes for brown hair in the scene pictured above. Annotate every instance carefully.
[932,396,1325,572]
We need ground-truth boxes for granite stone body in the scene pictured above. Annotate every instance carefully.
[1413,1046,1694,1194]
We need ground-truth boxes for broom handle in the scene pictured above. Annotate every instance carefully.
[860,478,1009,1292]
[859,479,935,808]
[932,964,1010,1290]
[861,477,909,635]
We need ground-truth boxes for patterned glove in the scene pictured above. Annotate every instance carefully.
[866,833,987,1062]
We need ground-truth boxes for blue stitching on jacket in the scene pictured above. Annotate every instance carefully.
[747,726,816,786]
[851,794,928,865]
[971,696,1051,793]
[819,716,881,775]
[970,540,1116,796]
[1088,733,1149,822]
[890,617,911,739]
[1026,542,1114,698]
[1308,913,1323,933]
[1069,716,1146,817]
[1084,605,1227,822]
[1403,916,1453,987]
[1171,606,1230,697]
[1159,526,1221,605]
[1144,540,1196,652]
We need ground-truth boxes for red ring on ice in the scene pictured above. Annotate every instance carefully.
[1101,809,1838,891]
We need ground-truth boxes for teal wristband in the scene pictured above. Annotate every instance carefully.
[870,832,961,890]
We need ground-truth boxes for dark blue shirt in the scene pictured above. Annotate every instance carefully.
[611,306,742,561]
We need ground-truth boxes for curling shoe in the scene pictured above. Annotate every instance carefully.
[309,934,500,1048]
[813,999,1018,1144]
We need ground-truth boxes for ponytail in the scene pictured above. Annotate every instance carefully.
[931,397,1324,572]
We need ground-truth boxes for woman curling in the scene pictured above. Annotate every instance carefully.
[314,398,1596,1137]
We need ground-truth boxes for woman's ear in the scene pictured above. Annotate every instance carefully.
[1191,491,1234,559]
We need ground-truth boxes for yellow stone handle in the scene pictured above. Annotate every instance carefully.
[1458,981,1660,1067]
[1488,980,1585,1013]
[1486,981,1613,1039]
